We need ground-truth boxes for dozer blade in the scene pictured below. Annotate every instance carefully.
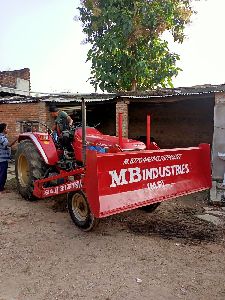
[85,144,211,218]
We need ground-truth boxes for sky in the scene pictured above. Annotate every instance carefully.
[1,0,225,94]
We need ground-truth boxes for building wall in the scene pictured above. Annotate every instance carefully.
[0,68,30,88]
[0,95,215,158]
[116,101,129,137]
[128,97,214,148]
[0,68,30,96]
[212,92,225,180]
[16,78,30,96]
[0,102,48,148]
[87,103,116,135]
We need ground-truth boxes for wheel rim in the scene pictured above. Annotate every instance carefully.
[17,154,29,187]
[71,193,89,222]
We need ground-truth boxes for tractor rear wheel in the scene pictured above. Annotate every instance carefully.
[15,140,48,200]
[67,191,99,231]
[140,202,161,213]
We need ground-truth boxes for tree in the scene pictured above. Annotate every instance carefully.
[78,0,194,92]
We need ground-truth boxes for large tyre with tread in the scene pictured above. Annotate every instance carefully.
[15,140,48,200]
[67,191,99,231]
[139,202,161,213]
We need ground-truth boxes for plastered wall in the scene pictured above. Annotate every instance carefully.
[212,93,225,180]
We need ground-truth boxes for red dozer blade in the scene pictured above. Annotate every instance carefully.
[85,143,212,218]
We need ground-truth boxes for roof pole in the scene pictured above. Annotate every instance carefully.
[146,115,151,150]
[118,112,123,148]
[81,97,87,165]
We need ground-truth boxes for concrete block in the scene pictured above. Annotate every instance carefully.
[210,180,225,206]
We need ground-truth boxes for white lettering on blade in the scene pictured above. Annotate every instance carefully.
[109,169,128,187]
[128,167,142,183]
[123,153,183,165]
[147,180,165,190]
[109,164,190,187]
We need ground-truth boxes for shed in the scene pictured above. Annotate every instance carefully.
[1,84,225,202]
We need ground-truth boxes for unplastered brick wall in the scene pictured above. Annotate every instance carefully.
[0,68,30,89]
[128,97,215,148]
[87,103,116,136]
[0,102,48,148]
[116,101,129,137]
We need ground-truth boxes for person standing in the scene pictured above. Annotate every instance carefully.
[0,123,18,192]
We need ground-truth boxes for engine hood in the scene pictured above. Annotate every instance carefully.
[75,127,146,151]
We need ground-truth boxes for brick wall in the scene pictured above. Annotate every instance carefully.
[86,103,116,135]
[116,101,129,137]
[0,68,30,89]
[128,97,214,148]
[0,102,48,148]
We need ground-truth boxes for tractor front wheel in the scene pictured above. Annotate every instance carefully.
[67,191,99,231]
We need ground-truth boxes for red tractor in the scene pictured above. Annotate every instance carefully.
[15,99,212,231]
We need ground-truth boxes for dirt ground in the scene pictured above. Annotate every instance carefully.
[1,168,225,299]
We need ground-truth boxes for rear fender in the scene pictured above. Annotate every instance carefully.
[18,133,58,165]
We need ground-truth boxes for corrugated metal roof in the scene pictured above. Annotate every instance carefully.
[0,94,116,104]
[1,84,225,104]
[0,96,37,104]
[43,95,116,103]
[117,84,225,98]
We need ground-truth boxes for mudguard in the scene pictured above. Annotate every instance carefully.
[84,144,212,218]
[18,132,58,165]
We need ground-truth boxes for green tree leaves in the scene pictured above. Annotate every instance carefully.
[78,0,194,92]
